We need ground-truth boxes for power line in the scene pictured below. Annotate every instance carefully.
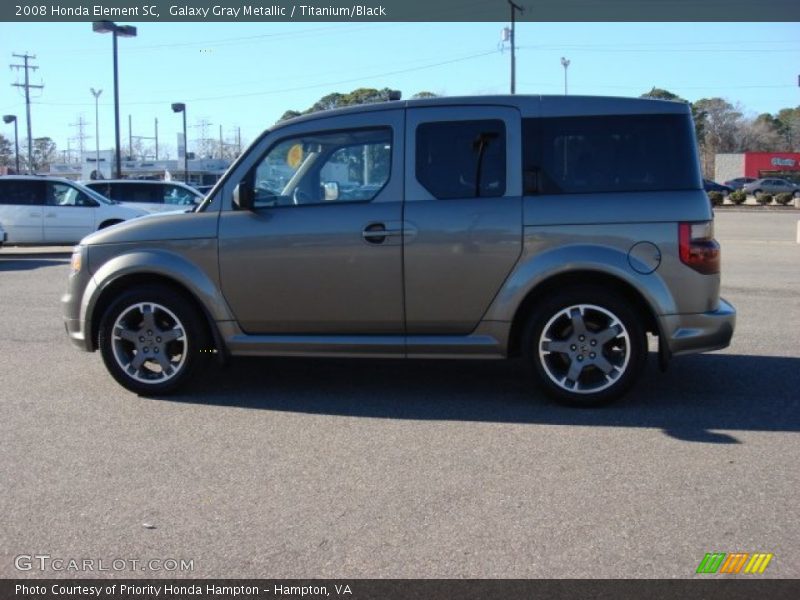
[34,48,501,108]
[10,52,44,173]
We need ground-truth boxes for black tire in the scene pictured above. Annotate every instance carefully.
[752,189,762,197]
[522,285,647,407]
[98,284,210,395]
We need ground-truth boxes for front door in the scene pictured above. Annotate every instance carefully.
[218,110,405,334]
[43,181,97,243]
[403,106,523,334]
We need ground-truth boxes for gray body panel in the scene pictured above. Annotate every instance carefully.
[63,94,734,365]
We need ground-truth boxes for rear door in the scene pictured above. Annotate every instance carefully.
[403,106,523,334]
[0,179,45,243]
[43,181,97,243]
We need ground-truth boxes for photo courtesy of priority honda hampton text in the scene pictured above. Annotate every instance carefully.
[62,95,735,406]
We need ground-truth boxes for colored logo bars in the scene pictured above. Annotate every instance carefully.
[696,552,774,574]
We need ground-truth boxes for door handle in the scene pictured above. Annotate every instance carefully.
[362,223,403,244]
[45,213,57,218]
[30,212,42,218]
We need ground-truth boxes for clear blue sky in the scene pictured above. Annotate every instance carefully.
[1,21,798,159]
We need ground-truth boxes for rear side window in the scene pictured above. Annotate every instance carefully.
[416,120,506,199]
[0,180,44,205]
[523,114,701,195]
[116,183,160,204]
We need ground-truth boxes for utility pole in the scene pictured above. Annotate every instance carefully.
[90,88,102,178]
[508,1,524,94]
[193,118,212,158]
[154,118,159,160]
[10,53,44,173]
[69,115,90,161]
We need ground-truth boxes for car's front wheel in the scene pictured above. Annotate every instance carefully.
[98,285,209,395]
[523,286,647,406]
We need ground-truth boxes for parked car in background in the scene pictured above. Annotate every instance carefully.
[191,184,216,195]
[84,180,204,213]
[63,95,735,407]
[703,179,733,194]
[723,177,757,190]
[741,178,800,197]
[0,221,6,246]
[0,176,146,244]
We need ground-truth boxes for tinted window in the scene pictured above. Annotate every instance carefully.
[523,114,701,195]
[0,180,44,205]
[123,183,161,204]
[416,120,506,200]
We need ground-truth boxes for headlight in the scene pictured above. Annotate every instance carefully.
[70,247,82,274]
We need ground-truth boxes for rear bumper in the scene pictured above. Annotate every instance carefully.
[658,298,736,357]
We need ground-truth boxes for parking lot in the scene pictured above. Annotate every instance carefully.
[1,210,798,579]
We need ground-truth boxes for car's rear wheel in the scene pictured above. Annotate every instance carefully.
[98,285,209,395]
[523,286,647,407]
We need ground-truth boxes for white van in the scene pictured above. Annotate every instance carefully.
[0,176,146,244]
[84,180,204,214]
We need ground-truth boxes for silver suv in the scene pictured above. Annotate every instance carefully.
[63,96,735,406]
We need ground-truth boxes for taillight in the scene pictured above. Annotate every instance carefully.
[679,221,720,274]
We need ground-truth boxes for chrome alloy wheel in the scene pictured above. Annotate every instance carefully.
[110,302,187,384]
[538,304,631,395]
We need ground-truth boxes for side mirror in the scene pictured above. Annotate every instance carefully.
[322,181,340,201]
[233,182,254,211]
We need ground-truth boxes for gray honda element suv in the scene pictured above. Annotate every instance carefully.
[63,96,735,406]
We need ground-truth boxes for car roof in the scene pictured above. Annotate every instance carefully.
[86,179,192,186]
[0,175,76,184]
[278,94,690,127]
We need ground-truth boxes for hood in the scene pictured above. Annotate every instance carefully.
[81,209,217,246]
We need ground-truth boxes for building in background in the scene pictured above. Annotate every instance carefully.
[49,152,231,185]
[715,152,800,184]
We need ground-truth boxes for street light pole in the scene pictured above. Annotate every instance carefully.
[2,115,20,173]
[172,103,188,184]
[508,1,524,94]
[90,88,102,178]
[93,21,137,179]
[561,57,571,95]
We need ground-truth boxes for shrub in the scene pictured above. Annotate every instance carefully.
[755,192,773,205]
[775,192,793,206]
[729,190,747,205]
[707,191,724,206]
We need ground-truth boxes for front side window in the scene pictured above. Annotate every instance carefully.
[523,113,701,195]
[249,128,392,208]
[415,119,506,200]
[164,186,200,206]
[47,183,95,207]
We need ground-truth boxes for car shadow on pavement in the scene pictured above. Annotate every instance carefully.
[0,257,69,271]
[161,352,800,443]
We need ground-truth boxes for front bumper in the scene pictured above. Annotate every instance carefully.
[658,298,736,357]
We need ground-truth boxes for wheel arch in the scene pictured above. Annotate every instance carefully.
[84,251,231,357]
[506,270,661,358]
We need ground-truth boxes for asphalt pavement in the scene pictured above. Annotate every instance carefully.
[0,210,798,579]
